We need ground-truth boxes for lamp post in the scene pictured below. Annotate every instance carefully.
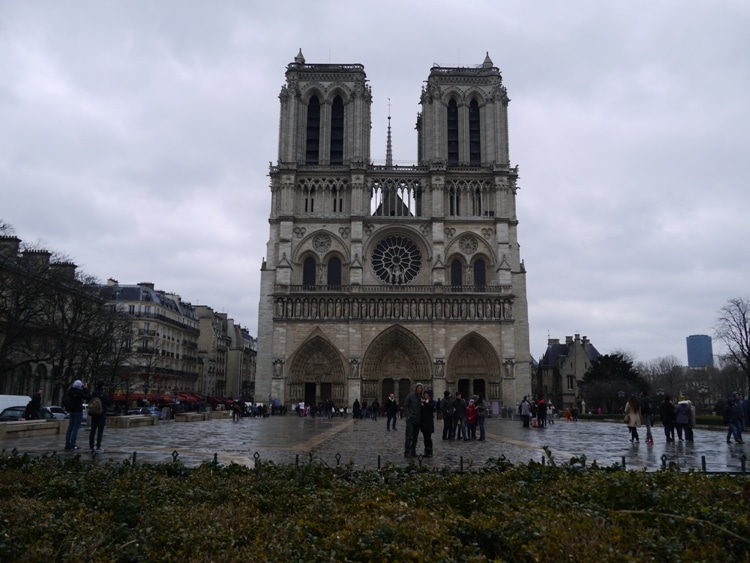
[698,384,708,413]
[657,388,664,400]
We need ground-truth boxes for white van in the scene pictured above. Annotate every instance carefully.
[0,395,33,414]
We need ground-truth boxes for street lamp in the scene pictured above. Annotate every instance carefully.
[698,384,708,412]
[657,388,664,400]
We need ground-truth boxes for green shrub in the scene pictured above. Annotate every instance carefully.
[0,453,747,561]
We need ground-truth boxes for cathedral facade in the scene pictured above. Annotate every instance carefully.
[256,50,531,410]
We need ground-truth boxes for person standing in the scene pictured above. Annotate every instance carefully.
[466,398,478,440]
[370,398,380,421]
[520,396,531,428]
[420,390,435,457]
[385,393,399,431]
[659,395,676,443]
[724,397,744,444]
[453,391,468,441]
[639,392,654,444]
[624,394,642,443]
[88,381,111,453]
[352,399,361,420]
[440,391,455,440]
[25,389,43,420]
[537,399,547,428]
[403,383,423,458]
[476,393,489,441]
[64,380,90,451]
[675,400,691,441]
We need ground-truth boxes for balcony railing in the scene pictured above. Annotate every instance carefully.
[282,284,512,295]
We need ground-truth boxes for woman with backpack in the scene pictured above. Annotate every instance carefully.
[88,381,111,454]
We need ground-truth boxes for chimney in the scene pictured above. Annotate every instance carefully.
[138,282,155,290]
[0,236,21,259]
[107,278,119,286]
[548,338,560,346]
[50,261,77,283]
[565,336,573,345]
[22,249,52,270]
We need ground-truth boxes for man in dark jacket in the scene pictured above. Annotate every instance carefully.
[420,390,435,457]
[724,397,744,444]
[440,390,455,440]
[64,380,90,451]
[88,381,112,454]
[403,383,423,457]
[659,395,676,443]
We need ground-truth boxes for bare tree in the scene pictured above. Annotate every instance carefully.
[714,297,750,394]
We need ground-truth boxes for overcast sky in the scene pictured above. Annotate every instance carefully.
[2,1,748,365]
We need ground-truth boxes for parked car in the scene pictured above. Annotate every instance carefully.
[0,406,54,421]
[0,406,27,421]
[42,406,68,420]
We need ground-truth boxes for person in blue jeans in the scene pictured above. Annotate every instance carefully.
[724,397,744,444]
[64,380,90,451]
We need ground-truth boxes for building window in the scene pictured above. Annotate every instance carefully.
[471,187,482,216]
[473,259,486,291]
[371,236,422,285]
[567,375,575,391]
[303,257,317,288]
[305,95,320,164]
[305,187,315,213]
[327,257,342,287]
[450,259,463,290]
[469,98,481,165]
[447,98,459,165]
[449,188,460,216]
[330,96,344,165]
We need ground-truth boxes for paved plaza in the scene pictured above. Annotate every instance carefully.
[1,415,747,473]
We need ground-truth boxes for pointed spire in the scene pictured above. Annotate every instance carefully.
[294,49,305,65]
[385,98,393,169]
[483,51,493,68]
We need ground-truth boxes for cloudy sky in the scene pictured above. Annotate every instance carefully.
[2,1,748,365]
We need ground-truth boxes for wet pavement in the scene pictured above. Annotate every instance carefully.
[1,415,747,472]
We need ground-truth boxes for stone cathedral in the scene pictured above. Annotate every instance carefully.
[256,50,531,411]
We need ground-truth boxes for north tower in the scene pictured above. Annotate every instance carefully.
[256,50,531,410]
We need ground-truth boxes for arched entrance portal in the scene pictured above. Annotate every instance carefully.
[287,335,346,408]
[362,325,431,406]
[446,332,501,402]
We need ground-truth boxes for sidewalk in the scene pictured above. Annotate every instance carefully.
[1,415,747,472]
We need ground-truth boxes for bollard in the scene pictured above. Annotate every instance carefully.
[660,454,667,470]
[701,456,706,473]
[378,455,381,470]
[621,456,626,469]
[132,451,137,465]
[295,454,299,466]
[542,456,545,466]
[460,456,464,472]
[213,453,218,465]
[741,454,747,474]
[335,453,341,466]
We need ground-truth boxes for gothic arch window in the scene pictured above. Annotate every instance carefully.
[473,258,486,291]
[447,98,459,165]
[327,256,342,288]
[330,95,344,165]
[450,258,463,290]
[471,186,482,216]
[469,98,481,166]
[306,95,321,164]
[303,256,317,288]
[305,186,315,213]
[449,187,460,216]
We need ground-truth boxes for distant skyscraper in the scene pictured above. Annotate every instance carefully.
[686,334,713,368]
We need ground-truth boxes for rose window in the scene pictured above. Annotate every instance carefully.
[372,235,422,285]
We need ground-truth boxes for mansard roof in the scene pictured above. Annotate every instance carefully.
[539,337,601,368]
